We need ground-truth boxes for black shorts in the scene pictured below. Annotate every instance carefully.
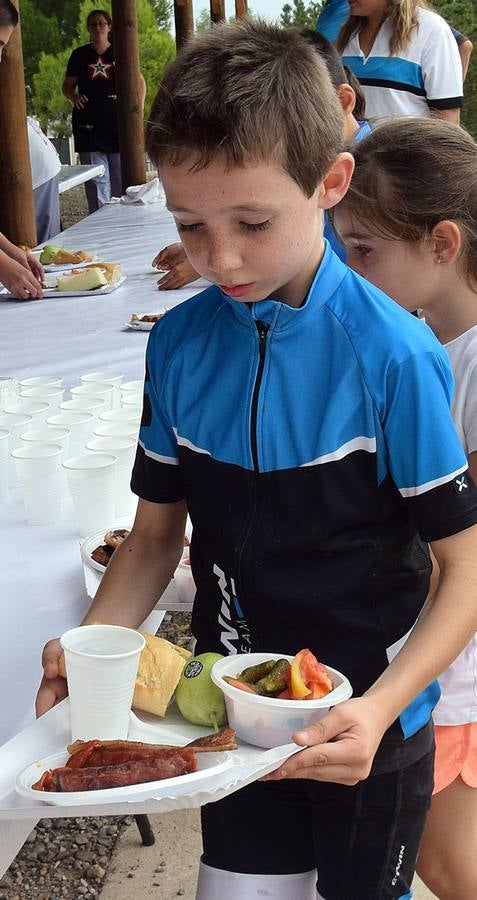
[201,748,434,900]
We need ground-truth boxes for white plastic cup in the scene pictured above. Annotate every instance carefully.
[63,452,116,537]
[5,400,50,428]
[12,443,63,525]
[59,396,107,421]
[0,428,9,503]
[94,422,139,439]
[99,408,141,425]
[60,624,145,741]
[120,379,143,398]
[86,436,137,517]
[0,378,20,411]
[19,375,63,389]
[120,393,142,410]
[47,411,94,457]
[0,412,33,487]
[70,383,114,411]
[80,371,123,409]
[20,385,65,412]
[21,425,71,497]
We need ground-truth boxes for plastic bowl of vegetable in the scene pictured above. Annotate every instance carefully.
[211,652,352,749]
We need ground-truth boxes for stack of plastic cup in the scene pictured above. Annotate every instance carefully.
[20,384,65,413]
[94,421,139,439]
[19,375,63,391]
[80,371,124,409]
[11,443,63,524]
[70,383,115,411]
[0,428,9,503]
[120,380,143,403]
[63,452,117,537]
[60,625,146,741]
[120,393,142,411]
[99,408,141,426]
[59,396,107,422]
[46,411,94,457]
[0,411,33,487]
[86,436,137,517]
[5,400,50,428]
[0,378,20,411]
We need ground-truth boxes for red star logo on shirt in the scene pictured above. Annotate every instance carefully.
[88,56,113,80]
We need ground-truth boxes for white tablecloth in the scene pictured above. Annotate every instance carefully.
[0,201,207,745]
[58,164,105,194]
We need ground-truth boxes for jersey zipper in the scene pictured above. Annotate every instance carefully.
[250,320,269,473]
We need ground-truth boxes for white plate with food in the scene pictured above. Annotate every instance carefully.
[15,744,234,807]
[34,255,98,273]
[81,527,131,573]
[44,276,126,298]
[32,246,96,272]
[126,309,170,331]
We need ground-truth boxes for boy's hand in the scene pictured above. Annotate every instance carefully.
[0,255,43,299]
[262,697,389,786]
[36,638,68,717]
[152,243,200,289]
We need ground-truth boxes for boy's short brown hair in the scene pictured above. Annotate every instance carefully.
[146,18,344,197]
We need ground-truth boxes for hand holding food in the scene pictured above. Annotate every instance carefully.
[262,696,389,786]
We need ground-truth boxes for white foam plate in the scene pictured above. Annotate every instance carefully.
[126,309,170,331]
[34,253,98,272]
[16,746,232,807]
[80,528,131,574]
[0,276,126,301]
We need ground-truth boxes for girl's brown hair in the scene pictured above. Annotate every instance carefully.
[337,0,419,55]
[147,18,344,198]
[336,117,477,290]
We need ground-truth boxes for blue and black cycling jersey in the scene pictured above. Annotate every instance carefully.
[132,242,477,771]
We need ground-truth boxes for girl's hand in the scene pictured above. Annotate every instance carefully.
[0,256,43,299]
[25,252,44,283]
[152,243,199,290]
[36,638,68,717]
[262,697,389,786]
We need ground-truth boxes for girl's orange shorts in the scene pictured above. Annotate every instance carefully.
[433,723,477,795]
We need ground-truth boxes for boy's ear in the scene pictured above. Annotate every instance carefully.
[319,152,355,211]
[337,83,356,117]
[430,220,461,265]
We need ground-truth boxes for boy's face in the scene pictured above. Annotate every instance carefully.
[161,154,328,308]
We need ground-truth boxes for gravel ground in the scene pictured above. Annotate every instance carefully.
[0,611,193,900]
[59,186,89,231]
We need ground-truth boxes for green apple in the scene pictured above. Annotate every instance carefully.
[39,244,62,264]
[175,652,228,729]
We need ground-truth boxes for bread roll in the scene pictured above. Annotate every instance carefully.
[133,632,191,717]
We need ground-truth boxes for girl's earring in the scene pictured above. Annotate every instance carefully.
[437,254,444,264]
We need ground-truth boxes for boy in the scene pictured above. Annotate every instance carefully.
[37,20,477,899]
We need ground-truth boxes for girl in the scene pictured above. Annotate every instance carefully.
[336,0,463,123]
[334,116,477,900]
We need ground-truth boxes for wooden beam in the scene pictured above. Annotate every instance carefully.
[0,1,36,247]
[235,0,248,17]
[111,0,146,191]
[210,0,225,24]
[174,0,194,51]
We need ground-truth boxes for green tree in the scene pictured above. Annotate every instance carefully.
[36,0,83,48]
[31,0,175,136]
[280,0,323,28]
[150,0,173,30]
[20,0,62,106]
[432,0,477,137]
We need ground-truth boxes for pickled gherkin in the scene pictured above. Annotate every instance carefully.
[239,660,277,684]
[253,659,291,696]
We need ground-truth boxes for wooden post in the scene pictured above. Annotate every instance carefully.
[111,0,146,191]
[0,1,36,247]
[174,0,194,51]
[235,0,248,17]
[210,0,225,24]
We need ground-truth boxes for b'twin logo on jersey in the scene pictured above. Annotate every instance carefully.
[213,564,251,654]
